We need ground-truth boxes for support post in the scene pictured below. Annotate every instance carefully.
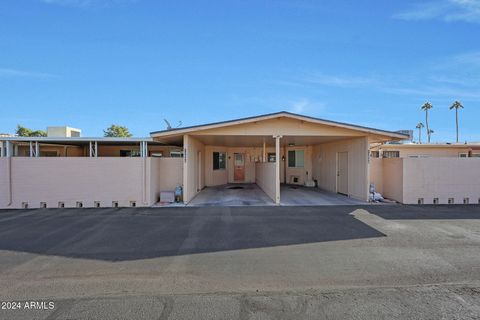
[35,141,39,157]
[6,141,11,157]
[263,139,266,163]
[94,141,98,157]
[89,141,93,158]
[274,135,282,205]
[0,141,5,157]
[144,141,148,157]
[29,141,33,157]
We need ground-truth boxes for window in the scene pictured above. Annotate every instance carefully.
[170,150,184,158]
[408,154,430,158]
[150,152,163,157]
[267,153,276,163]
[288,150,304,168]
[459,153,468,158]
[383,151,400,158]
[120,150,141,157]
[472,153,480,158]
[370,151,380,158]
[213,152,226,170]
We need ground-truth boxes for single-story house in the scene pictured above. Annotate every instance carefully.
[1,111,479,208]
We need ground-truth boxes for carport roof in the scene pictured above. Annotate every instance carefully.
[150,111,409,140]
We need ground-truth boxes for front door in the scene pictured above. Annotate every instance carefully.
[234,153,245,182]
[337,152,348,195]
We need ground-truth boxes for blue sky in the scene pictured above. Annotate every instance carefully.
[1,0,479,142]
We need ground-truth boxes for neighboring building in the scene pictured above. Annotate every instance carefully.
[370,143,480,159]
[370,142,480,205]
[1,111,479,208]
[47,126,82,137]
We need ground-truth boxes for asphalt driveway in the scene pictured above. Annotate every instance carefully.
[0,206,384,261]
[1,205,480,319]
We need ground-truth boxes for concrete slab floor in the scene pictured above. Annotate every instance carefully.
[188,184,275,206]
[281,184,366,206]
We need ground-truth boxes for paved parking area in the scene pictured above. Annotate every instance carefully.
[0,205,480,319]
[187,183,365,206]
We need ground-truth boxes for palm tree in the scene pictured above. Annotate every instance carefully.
[416,122,425,144]
[450,101,463,143]
[421,102,433,143]
[428,129,434,141]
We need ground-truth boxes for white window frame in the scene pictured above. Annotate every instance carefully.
[288,150,305,168]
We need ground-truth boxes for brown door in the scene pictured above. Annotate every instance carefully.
[234,153,245,182]
[337,152,348,195]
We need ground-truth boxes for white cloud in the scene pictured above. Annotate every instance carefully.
[0,68,59,79]
[393,0,480,23]
[302,73,377,87]
[287,98,326,114]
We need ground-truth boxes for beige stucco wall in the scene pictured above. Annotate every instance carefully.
[149,157,161,204]
[255,162,276,201]
[398,147,470,158]
[369,158,384,194]
[204,146,228,186]
[371,158,480,204]
[381,158,404,203]
[0,157,156,209]
[284,146,313,185]
[183,135,205,203]
[0,158,10,207]
[204,146,287,186]
[312,137,369,201]
[372,145,475,158]
[158,157,183,191]
[402,158,480,204]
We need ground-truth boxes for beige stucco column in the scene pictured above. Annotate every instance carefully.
[274,135,282,205]
[183,134,189,203]
[263,138,266,163]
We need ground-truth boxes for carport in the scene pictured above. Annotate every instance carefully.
[150,112,407,206]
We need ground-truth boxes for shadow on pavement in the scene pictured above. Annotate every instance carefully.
[365,205,480,220]
[0,206,384,261]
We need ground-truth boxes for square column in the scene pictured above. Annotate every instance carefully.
[274,135,282,205]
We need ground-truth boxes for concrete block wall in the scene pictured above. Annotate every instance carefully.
[371,158,480,204]
[255,162,276,202]
[0,158,162,209]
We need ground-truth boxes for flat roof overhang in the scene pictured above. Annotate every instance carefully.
[0,137,168,147]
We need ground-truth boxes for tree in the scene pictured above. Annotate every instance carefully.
[428,129,434,140]
[416,122,424,144]
[450,101,463,143]
[16,125,47,137]
[103,124,133,137]
[421,102,433,143]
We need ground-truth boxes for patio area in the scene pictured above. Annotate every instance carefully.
[280,185,366,205]
[187,184,366,206]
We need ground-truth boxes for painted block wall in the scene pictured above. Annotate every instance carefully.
[312,137,369,201]
[0,157,155,209]
[255,162,276,201]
